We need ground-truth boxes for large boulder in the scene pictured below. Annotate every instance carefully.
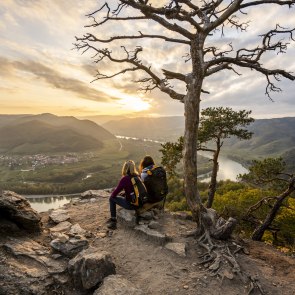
[68,247,116,290]
[93,275,143,295]
[0,190,42,232]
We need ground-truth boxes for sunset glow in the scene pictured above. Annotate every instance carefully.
[0,1,294,118]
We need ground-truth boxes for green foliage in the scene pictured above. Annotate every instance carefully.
[165,176,295,249]
[199,107,254,145]
[275,198,295,246]
[216,180,247,195]
[160,137,183,176]
[213,188,268,220]
[237,157,295,246]
[239,157,287,191]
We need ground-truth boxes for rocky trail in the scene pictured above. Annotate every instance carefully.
[0,190,295,295]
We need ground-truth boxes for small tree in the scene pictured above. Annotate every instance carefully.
[239,157,295,241]
[75,0,295,237]
[161,107,254,207]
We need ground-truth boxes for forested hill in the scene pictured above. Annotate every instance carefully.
[0,113,115,154]
[101,115,295,165]
[222,117,295,170]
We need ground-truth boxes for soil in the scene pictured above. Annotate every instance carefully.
[43,196,295,295]
[2,194,295,295]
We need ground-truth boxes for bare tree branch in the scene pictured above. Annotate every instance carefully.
[76,32,190,45]
[120,0,196,37]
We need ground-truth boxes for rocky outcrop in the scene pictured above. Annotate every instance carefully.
[0,237,67,295]
[0,190,42,232]
[50,234,89,258]
[68,247,116,289]
[93,275,143,295]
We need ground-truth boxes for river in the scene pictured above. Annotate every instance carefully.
[26,137,248,212]
[25,194,80,213]
[198,151,248,182]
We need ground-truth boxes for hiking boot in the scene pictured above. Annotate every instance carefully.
[106,218,117,230]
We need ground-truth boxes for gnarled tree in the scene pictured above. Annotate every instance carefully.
[239,157,295,241]
[75,0,295,237]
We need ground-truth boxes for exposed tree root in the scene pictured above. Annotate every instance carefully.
[194,208,265,294]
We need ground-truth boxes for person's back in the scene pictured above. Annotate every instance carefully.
[139,156,168,203]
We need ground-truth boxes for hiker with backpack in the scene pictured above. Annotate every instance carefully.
[139,155,168,205]
[106,160,147,230]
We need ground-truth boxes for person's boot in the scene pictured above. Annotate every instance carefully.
[106,218,117,230]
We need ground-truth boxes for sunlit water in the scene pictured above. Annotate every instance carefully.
[25,195,79,213]
[198,151,248,182]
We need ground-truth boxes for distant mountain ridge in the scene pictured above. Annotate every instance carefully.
[0,113,115,154]
[101,115,295,163]
[223,117,295,156]
[102,116,185,141]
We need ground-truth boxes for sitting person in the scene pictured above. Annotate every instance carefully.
[106,160,138,230]
[139,155,155,182]
[139,155,168,205]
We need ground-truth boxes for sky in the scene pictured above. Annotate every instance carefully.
[0,0,294,118]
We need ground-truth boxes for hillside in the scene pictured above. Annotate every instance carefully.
[79,114,128,125]
[102,116,295,164]
[0,113,115,154]
[103,116,185,141]
[219,118,295,171]
[5,113,115,142]
[0,120,103,154]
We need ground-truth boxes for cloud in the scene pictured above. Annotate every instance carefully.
[0,56,119,102]
[0,0,294,118]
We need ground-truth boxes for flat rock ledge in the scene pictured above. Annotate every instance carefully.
[49,209,71,224]
[134,225,171,245]
[1,236,68,295]
[117,209,171,245]
[93,275,143,295]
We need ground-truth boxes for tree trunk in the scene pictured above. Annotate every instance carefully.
[183,37,204,222]
[252,185,295,241]
[183,84,202,220]
[207,145,220,208]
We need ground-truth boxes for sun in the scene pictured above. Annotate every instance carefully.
[118,96,150,112]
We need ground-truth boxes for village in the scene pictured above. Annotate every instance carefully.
[0,154,83,170]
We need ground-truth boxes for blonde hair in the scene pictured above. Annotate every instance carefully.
[122,160,138,176]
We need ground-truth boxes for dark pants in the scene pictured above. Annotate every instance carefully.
[109,196,135,218]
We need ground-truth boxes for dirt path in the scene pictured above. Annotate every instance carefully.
[38,195,295,295]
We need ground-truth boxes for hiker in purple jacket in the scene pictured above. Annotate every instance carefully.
[106,160,138,230]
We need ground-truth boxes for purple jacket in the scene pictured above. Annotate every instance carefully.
[111,175,135,202]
